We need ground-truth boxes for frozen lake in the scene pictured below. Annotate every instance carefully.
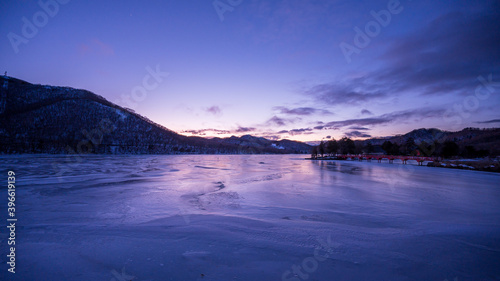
[1,155,499,280]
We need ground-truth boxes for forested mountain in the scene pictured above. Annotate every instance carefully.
[368,128,500,156]
[0,76,311,154]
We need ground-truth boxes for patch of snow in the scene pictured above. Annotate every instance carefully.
[115,108,128,120]
[271,143,285,150]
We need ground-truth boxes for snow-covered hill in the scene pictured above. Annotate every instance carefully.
[0,76,311,154]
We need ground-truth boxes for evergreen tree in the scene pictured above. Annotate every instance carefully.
[311,146,318,159]
[339,137,355,154]
[325,139,338,156]
[366,142,374,153]
[318,141,325,157]
[442,141,459,158]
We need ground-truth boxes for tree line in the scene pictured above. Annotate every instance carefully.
[311,137,490,159]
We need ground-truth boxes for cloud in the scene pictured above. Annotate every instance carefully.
[235,126,256,133]
[261,135,280,141]
[266,115,290,126]
[205,106,222,116]
[373,3,500,97]
[325,117,387,128]
[274,127,313,136]
[263,107,443,139]
[476,119,500,124]
[324,108,445,129]
[182,128,230,135]
[289,128,313,135]
[304,81,387,106]
[263,107,442,137]
[348,126,369,131]
[273,106,332,116]
[361,109,373,115]
[303,2,500,107]
[78,38,115,56]
[345,131,371,138]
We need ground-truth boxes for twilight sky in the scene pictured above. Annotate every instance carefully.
[1,0,499,141]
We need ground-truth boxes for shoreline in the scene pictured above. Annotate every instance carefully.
[308,156,500,173]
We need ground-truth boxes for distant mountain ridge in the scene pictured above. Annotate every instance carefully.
[349,127,500,156]
[0,76,311,154]
[369,127,500,151]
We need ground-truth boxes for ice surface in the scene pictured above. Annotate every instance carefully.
[0,155,499,280]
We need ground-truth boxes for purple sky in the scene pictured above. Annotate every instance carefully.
[1,0,499,141]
